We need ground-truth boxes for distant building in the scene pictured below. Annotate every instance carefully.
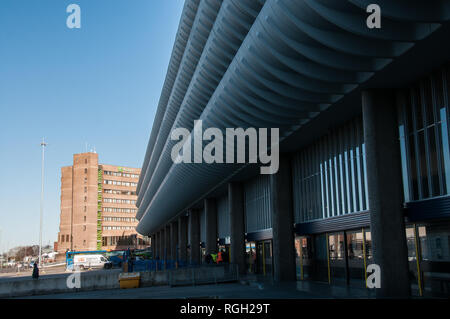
[57,152,150,255]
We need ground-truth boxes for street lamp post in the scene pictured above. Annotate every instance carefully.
[0,229,2,270]
[39,138,47,269]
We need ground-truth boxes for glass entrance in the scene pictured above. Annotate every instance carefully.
[256,240,273,276]
[328,232,346,285]
[246,240,273,276]
[295,235,316,281]
[314,234,329,282]
[406,222,450,297]
[296,228,372,286]
[246,242,257,274]
[346,230,366,287]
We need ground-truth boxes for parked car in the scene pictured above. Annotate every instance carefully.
[73,254,112,270]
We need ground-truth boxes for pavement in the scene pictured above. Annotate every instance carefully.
[1,265,378,299]
[11,274,378,299]
[18,282,319,299]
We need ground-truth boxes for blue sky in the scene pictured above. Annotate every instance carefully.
[0,0,184,253]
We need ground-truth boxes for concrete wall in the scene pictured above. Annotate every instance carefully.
[0,265,238,298]
[0,270,121,298]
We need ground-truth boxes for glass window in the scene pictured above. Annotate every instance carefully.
[328,232,346,285]
[293,117,368,223]
[398,69,450,202]
[416,222,450,297]
[346,230,366,287]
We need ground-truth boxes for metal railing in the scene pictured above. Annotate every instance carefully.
[131,259,212,272]
[168,263,239,287]
[129,259,239,287]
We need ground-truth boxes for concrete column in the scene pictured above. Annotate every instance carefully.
[155,232,160,259]
[151,234,156,259]
[204,198,218,255]
[160,229,165,260]
[165,225,171,260]
[362,89,410,298]
[229,182,246,275]
[270,154,296,282]
[189,209,201,265]
[170,221,178,261]
[178,215,188,264]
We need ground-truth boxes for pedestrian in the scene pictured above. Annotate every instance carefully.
[217,250,223,264]
[211,252,218,264]
[222,249,229,263]
[205,253,212,264]
[32,262,39,280]
[128,252,134,273]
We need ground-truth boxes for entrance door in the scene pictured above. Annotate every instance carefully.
[328,232,347,285]
[296,229,373,287]
[314,234,329,282]
[295,236,315,280]
[246,242,257,274]
[256,240,273,276]
[346,229,366,287]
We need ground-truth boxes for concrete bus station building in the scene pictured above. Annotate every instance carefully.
[135,0,450,298]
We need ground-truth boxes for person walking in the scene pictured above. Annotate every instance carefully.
[128,251,134,273]
[211,252,218,264]
[217,250,223,264]
[222,249,229,263]
[32,262,39,280]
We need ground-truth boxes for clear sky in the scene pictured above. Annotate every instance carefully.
[0,0,185,253]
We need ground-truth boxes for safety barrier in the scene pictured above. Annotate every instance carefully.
[168,264,239,287]
[131,260,239,287]
[132,259,203,272]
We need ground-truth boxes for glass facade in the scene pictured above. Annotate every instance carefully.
[292,117,369,223]
[244,175,272,233]
[398,67,450,202]
[397,65,450,297]
[245,240,273,277]
[295,228,372,288]
[291,65,450,297]
[406,222,450,297]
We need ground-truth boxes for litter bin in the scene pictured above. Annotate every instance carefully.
[119,272,140,289]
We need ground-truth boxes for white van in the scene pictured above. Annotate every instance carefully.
[73,254,112,270]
